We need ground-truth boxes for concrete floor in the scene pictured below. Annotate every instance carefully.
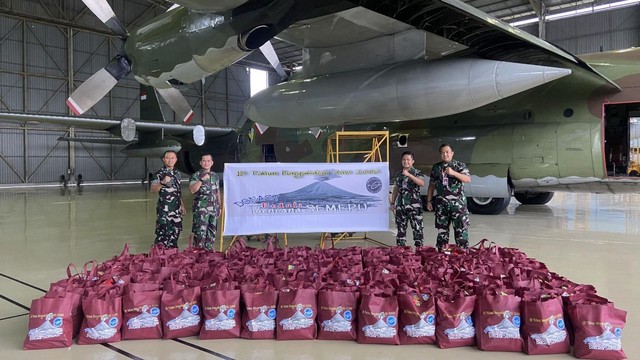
[0,184,637,359]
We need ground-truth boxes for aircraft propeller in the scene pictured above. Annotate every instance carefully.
[68,0,195,123]
[259,41,288,81]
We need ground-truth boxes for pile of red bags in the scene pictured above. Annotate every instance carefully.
[24,240,627,359]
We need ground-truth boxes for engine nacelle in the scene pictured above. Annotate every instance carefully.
[238,25,275,51]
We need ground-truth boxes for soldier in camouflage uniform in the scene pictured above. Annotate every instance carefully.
[390,151,426,247]
[426,144,471,251]
[150,150,185,248]
[189,154,221,251]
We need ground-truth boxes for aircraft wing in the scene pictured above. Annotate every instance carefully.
[278,0,619,90]
[0,112,236,138]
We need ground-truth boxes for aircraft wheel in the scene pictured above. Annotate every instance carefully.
[467,197,510,215]
[629,170,640,177]
[514,191,554,205]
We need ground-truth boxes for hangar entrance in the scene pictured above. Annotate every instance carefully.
[604,103,640,177]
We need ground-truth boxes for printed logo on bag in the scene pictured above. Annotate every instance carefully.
[421,294,430,301]
[362,312,397,338]
[53,317,63,327]
[386,315,397,327]
[85,315,118,340]
[166,302,201,331]
[343,310,353,321]
[127,305,160,330]
[531,315,567,346]
[403,312,436,338]
[28,313,64,341]
[513,315,521,326]
[268,308,277,319]
[204,305,236,331]
[246,306,276,332]
[483,311,520,339]
[444,312,475,340]
[280,304,314,330]
[583,323,622,351]
[108,317,119,328]
[304,308,313,318]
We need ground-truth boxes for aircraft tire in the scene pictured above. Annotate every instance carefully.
[514,191,554,205]
[467,197,510,215]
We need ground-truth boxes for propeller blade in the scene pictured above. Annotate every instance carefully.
[82,0,127,37]
[155,87,195,123]
[66,69,117,115]
[259,41,287,80]
[67,56,131,115]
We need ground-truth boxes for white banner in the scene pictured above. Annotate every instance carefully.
[223,163,389,235]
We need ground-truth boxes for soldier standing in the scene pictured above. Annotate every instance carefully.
[189,154,221,251]
[426,144,471,251]
[390,151,426,247]
[150,150,185,248]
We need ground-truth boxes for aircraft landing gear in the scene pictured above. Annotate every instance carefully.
[467,196,510,215]
[514,191,554,205]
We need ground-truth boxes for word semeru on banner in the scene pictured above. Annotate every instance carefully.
[223,163,390,235]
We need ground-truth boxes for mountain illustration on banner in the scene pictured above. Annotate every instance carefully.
[275,181,381,206]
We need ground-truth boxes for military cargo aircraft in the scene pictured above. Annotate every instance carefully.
[2,0,640,215]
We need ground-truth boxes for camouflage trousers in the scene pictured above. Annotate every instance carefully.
[434,198,470,250]
[191,207,218,251]
[154,210,182,248]
[394,204,424,247]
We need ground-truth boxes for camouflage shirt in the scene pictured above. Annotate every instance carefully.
[189,170,220,212]
[394,167,425,206]
[152,166,182,214]
[429,160,469,199]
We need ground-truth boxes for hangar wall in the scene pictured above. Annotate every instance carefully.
[520,6,640,54]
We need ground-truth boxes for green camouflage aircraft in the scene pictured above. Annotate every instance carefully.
[2,0,640,215]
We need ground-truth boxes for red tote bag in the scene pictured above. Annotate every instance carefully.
[24,296,74,350]
[357,293,400,345]
[200,288,241,339]
[397,292,436,345]
[317,289,359,341]
[160,286,202,339]
[435,295,477,349]
[522,296,570,355]
[241,289,278,339]
[476,293,523,352]
[77,295,122,345]
[121,290,163,340]
[276,287,317,340]
[571,304,627,359]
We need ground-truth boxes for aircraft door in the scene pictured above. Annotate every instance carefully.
[557,122,596,178]
[511,124,560,182]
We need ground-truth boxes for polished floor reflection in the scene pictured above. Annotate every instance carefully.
[0,185,637,359]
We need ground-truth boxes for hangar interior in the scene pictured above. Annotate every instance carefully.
[0,1,639,360]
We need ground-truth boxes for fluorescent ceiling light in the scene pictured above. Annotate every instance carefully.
[509,0,640,27]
